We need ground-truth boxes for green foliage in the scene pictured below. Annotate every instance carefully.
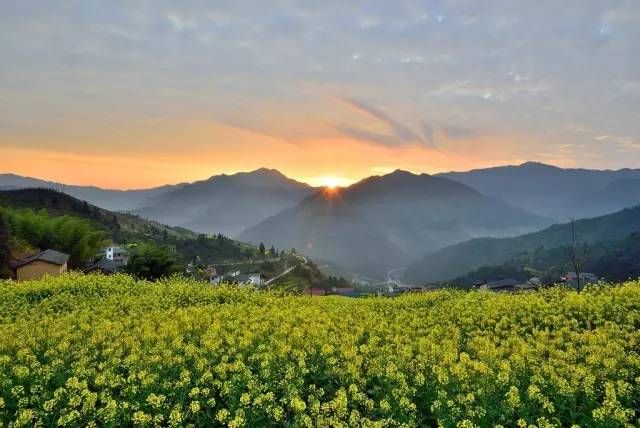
[0,207,108,267]
[453,232,640,287]
[124,243,181,280]
[407,205,640,283]
[0,216,11,278]
[0,189,264,269]
[1,274,640,426]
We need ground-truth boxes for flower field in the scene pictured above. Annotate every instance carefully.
[1,274,640,427]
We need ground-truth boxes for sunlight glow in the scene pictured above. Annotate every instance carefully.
[315,176,349,189]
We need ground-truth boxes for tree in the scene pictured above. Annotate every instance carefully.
[259,242,265,255]
[270,245,276,255]
[0,207,108,268]
[569,219,588,292]
[125,243,180,280]
[0,216,11,278]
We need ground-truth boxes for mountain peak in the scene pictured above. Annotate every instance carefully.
[519,161,559,170]
[387,169,417,177]
[248,167,286,177]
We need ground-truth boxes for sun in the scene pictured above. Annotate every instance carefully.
[317,175,348,189]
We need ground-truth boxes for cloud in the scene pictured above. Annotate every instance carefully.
[339,97,435,148]
[1,1,639,170]
[439,125,476,139]
[337,125,407,147]
[421,122,436,146]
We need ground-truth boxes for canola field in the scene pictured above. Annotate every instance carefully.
[1,274,639,427]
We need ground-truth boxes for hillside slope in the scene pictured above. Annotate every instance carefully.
[239,170,547,277]
[0,189,258,266]
[405,205,640,283]
[450,232,640,287]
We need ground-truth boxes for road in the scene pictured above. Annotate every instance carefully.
[262,255,307,287]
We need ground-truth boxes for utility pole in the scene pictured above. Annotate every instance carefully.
[569,219,582,292]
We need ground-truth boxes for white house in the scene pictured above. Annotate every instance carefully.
[105,246,129,266]
[209,272,263,286]
[236,272,263,286]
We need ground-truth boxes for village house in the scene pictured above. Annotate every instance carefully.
[105,246,129,266]
[479,278,523,292]
[14,249,69,281]
[85,258,120,275]
[210,271,262,286]
[235,272,263,286]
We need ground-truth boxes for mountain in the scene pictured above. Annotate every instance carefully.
[0,170,315,237]
[134,168,315,237]
[238,170,547,278]
[437,162,640,220]
[404,204,640,283]
[0,173,176,212]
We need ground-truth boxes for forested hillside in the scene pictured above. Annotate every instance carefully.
[0,206,109,267]
[0,189,261,273]
[405,205,640,283]
[449,232,640,287]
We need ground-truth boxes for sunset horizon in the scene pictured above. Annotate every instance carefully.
[0,157,622,191]
[3,2,639,189]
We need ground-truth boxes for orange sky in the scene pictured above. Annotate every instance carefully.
[2,2,639,189]
[0,118,533,189]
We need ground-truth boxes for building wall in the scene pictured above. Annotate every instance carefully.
[16,260,67,281]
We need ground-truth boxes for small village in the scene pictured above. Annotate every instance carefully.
[7,243,601,297]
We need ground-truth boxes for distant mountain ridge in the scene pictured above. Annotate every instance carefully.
[404,204,640,283]
[134,168,315,237]
[239,170,546,278]
[0,173,177,212]
[0,169,315,237]
[437,161,640,220]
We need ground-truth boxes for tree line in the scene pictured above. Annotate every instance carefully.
[0,207,109,269]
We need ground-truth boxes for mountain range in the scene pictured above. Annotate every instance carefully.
[135,168,314,237]
[438,161,640,220]
[0,173,177,212]
[0,169,314,237]
[239,170,546,277]
[4,161,640,280]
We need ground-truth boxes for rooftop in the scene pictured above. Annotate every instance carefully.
[86,259,120,273]
[17,249,69,267]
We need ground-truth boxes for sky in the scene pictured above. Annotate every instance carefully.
[1,1,639,189]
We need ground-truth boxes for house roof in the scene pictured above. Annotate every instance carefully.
[85,258,119,273]
[17,249,69,267]
[235,273,261,282]
[486,278,521,289]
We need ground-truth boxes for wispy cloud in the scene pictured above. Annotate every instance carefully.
[1,0,639,171]
[339,97,436,148]
[439,125,476,139]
